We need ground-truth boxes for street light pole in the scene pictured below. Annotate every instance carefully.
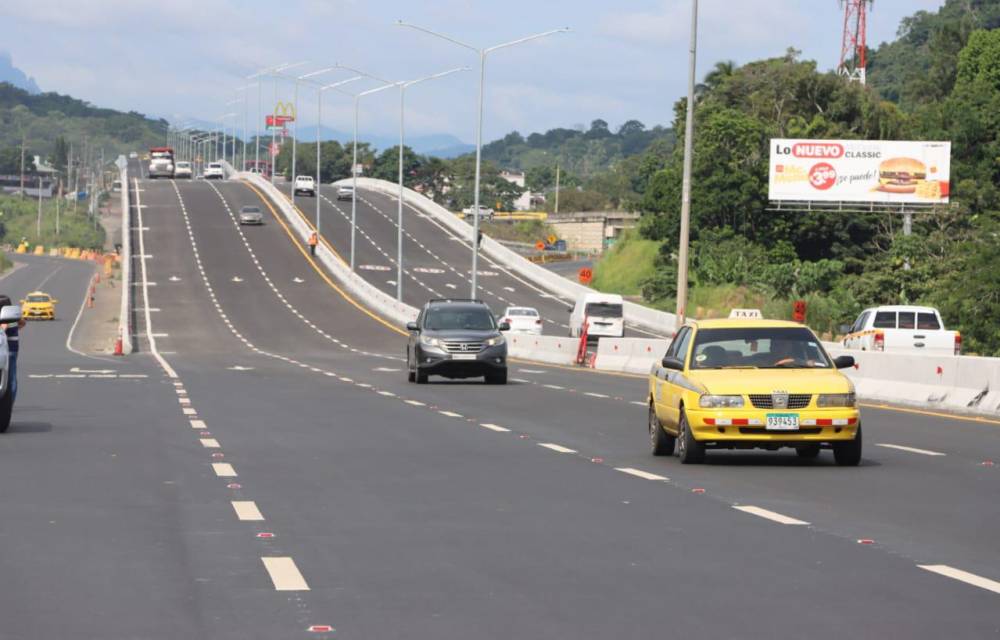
[313,76,363,236]
[675,0,698,328]
[396,21,569,299]
[393,67,467,301]
[264,62,309,186]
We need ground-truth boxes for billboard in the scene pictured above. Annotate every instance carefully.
[768,139,951,204]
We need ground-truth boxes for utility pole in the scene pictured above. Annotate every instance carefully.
[554,163,560,215]
[19,133,27,197]
[36,176,43,238]
[675,0,698,328]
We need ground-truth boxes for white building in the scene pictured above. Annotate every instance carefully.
[499,169,533,211]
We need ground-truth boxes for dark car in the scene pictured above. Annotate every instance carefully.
[406,299,509,384]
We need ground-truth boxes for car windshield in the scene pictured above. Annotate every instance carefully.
[690,327,831,369]
[27,295,49,302]
[208,164,221,169]
[176,162,190,168]
[585,302,623,318]
[151,152,171,159]
[424,308,496,331]
[240,207,261,214]
[507,308,538,317]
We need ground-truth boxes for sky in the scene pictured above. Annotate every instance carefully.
[1,0,946,144]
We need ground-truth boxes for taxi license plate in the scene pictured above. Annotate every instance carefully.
[451,354,477,361]
[766,413,799,431]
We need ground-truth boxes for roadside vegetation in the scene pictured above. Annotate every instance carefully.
[475,220,557,245]
[0,194,105,250]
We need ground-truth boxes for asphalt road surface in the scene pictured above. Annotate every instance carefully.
[0,169,997,638]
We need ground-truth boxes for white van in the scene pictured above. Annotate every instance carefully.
[569,293,624,338]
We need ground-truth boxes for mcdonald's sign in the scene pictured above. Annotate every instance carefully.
[266,101,296,127]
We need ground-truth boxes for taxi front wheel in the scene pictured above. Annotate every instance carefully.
[649,404,675,456]
[676,410,705,464]
[833,426,862,467]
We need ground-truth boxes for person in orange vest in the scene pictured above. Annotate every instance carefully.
[308,231,318,256]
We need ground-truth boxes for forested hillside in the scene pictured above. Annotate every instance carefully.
[595,0,1000,355]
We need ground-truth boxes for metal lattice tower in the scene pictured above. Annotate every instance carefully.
[838,0,873,84]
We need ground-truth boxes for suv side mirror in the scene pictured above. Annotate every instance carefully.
[0,305,22,323]
[498,321,510,332]
[405,321,419,332]
[661,355,684,371]
[833,355,855,369]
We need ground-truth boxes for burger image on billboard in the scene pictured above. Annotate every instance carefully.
[878,157,926,194]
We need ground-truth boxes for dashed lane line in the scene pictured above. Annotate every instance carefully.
[480,423,511,432]
[615,468,669,481]
[733,506,810,526]
[212,463,238,477]
[876,443,947,457]
[538,443,577,454]
[232,501,265,521]
[200,438,220,448]
[918,565,1000,596]
[439,410,463,418]
[261,557,310,591]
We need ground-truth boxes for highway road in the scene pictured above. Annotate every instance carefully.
[0,168,996,638]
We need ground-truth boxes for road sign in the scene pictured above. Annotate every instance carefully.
[578,267,592,284]
[547,234,557,245]
[535,241,545,251]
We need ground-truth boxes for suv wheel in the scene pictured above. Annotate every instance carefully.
[415,370,428,384]
[649,403,675,456]
[676,410,705,464]
[833,425,862,466]
[485,369,507,385]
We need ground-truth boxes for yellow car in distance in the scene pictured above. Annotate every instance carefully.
[648,319,861,465]
[21,291,58,320]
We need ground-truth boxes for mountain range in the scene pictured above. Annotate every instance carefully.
[0,52,40,94]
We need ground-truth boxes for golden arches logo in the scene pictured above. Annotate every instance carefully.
[273,101,296,121]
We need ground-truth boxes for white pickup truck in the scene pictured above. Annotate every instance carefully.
[842,305,960,355]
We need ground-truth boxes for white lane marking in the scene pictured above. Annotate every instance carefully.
[377,390,396,397]
[182,407,197,415]
[480,423,511,432]
[178,397,191,405]
[631,401,648,406]
[119,374,149,379]
[374,367,401,372]
[261,557,310,591]
[190,419,207,429]
[918,565,1000,595]
[66,270,114,361]
[518,369,545,374]
[200,438,220,448]
[511,378,531,383]
[544,384,565,390]
[539,443,577,454]
[405,400,425,406]
[228,365,255,371]
[135,177,178,378]
[212,463,237,477]
[439,410,463,418]
[733,505,810,526]
[615,467,669,481]
[584,392,610,398]
[232,500,265,521]
[876,443,946,457]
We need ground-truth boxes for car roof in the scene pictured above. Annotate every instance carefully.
[425,299,489,309]
[689,318,804,330]
[864,305,939,313]
[580,293,623,303]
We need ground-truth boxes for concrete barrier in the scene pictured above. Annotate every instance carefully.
[593,338,632,372]
[336,177,678,336]
[507,334,576,366]
[622,338,671,374]
[242,173,418,329]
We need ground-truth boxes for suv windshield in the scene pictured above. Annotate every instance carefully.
[424,307,496,331]
[585,302,622,318]
[690,327,831,369]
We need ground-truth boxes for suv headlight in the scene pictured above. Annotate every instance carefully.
[817,393,856,407]
[485,335,505,347]
[420,335,441,348]
[699,394,744,408]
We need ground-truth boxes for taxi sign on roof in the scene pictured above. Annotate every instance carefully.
[729,308,763,319]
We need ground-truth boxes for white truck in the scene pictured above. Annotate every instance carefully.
[569,292,625,339]
[842,305,960,355]
[147,147,175,179]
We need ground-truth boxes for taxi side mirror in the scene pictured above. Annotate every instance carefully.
[833,355,855,369]
[661,355,684,371]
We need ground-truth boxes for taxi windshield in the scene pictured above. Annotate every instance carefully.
[690,327,831,370]
[26,294,49,302]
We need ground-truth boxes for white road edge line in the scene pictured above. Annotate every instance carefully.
[733,505,810,526]
[261,557,310,591]
[876,443,946,457]
[918,565,1000,595]
[231,500,265,521]
[615,467,669,481]
[136,178,178,378]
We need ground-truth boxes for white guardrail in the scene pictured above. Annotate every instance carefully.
[335,178,678,336]
[117,157,133,355]
[240,172,419,328]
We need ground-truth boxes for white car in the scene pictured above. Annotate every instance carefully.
[174,161,193,179]
[337,184,354,201]
[204,163,225,180]
[842,305,960,355]
[569,292,624,339]
[462,205,494,221]
[294,175,316,197]
[500,306,543,335]
[129,151,138,159]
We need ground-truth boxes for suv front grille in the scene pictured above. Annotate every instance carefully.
[442,341,484,354]
[749,394,812,409]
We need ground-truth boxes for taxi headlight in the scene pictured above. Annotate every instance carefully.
[420,335,441,348]
[818,392,856,407]
[485,335,505,347]
[699,394,744,408]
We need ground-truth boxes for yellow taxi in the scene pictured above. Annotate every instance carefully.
[20,291,58,320]
[647,317,861,465]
